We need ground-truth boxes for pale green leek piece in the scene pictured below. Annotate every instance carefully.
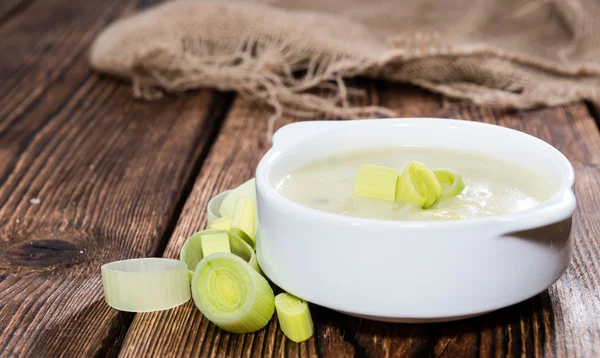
[396,161,442,208]
[230,196,257,247]
[180,230,261,281]
[191,253,274,333]
[353,164,398,202]
[201,232,231,257]
[208,216,232,231]
[433,168,466,199]
[207,190,231,225]
[220,178,256,217]
[275,293,314,343]
[101,258,190,312]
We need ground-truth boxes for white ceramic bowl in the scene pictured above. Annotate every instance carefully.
[255,118,576,323]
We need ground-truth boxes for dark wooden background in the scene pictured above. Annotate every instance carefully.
[1,0,599,357]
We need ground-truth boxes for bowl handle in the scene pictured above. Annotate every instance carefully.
[272,121,343,149]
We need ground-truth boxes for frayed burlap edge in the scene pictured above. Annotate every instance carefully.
[128,36,396,141]
[128,37,600,141]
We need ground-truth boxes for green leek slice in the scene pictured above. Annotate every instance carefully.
[275,292,314,343]
[201,232,231,257]
[207,190,231,224]
[353,164,398,202]
[220,179,256,218]
[433,169,465,199]
[180,230,261,280]
[230,196,256,248]
[101,258,190,312]
[396,161,442,208]
[191,253,274,333]
[208,216,232,230]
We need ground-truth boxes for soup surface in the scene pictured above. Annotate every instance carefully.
[276,147,555,221]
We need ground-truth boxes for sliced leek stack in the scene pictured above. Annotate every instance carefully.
[191,253,274,333]
[180,230,261,280]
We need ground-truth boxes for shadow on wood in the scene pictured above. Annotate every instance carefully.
[311,290,556,357]
[30,298,134,357]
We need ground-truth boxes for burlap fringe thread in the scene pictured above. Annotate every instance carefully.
[129,36,396,140]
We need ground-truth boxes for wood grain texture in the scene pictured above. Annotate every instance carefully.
[0,0,232,356]
[0,0,33,26]
[119,81,600,357]
[0,0,129,133]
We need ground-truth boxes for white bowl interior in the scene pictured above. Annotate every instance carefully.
[267,119,570,197]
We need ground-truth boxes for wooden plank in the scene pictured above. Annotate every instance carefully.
[0,0,233,357]
[0,0,140,141]
[0,0,33,26]
[120,82,600,357]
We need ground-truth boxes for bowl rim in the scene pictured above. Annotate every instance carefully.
[255,117,577,233]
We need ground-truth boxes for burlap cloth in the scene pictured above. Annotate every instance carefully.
[90,0,600,136]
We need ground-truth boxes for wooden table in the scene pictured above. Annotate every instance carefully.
[1,1,599,357]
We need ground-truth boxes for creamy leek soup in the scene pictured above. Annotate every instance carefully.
[276,147,555,221]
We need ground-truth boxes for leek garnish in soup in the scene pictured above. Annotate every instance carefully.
[276,147,555,221]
